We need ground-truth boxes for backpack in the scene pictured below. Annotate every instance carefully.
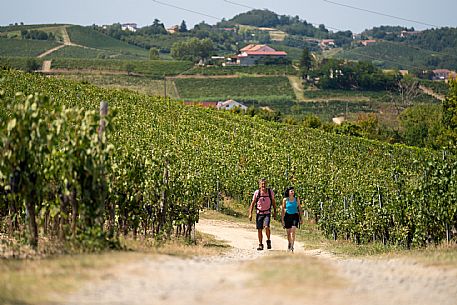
[255,188,272,213]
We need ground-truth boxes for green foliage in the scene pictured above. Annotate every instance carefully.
[299,47,312,78]
[405,27,457,52]
[441,78,457,148]
[229,9,281,28]
[361,25,411,40]
[302,114,322,129]
[0,57,44,71]
[0,91,114,247]
[171,38,214,62]
[137,19,167,35]
[336,41,457,70]
[25,58,40,72]
[149,48,160,60]
[179,20,188,33]
[313,59,401,91]
[20,29,55,41]
[399,104,444,148]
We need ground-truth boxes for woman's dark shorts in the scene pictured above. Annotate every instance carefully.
[256,213,271,229]
[284,212,299,229]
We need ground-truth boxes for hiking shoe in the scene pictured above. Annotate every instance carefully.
[266,240,272,249]
[287,243,291,251]
[257,243,264,251]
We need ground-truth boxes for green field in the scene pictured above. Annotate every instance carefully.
[66,25,148,58]
[50,58,194,78]
[53,73,178,97]
[0,56,44,70]
[182,64,296,76]
[43,45,123,59]
[0,37,60,57]
[174,76,295,100]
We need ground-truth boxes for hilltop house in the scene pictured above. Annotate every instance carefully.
[320,39,336,49]
[216,99,247,111]
[400,30,421,38]
[167,25,179,34]
[236,44,287,66]
[121,23,138,32]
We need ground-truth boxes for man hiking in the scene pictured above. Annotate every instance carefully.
[249,178,277,250]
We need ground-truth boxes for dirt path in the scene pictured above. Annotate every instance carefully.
[419,85,445,101]
[63,219,457,305]
[288,75,306,101]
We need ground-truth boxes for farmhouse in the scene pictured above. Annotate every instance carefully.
[320,39,336,49]
[432,69,452,80]
[237,44,287,66]
[360,39,377,46]
[216,99,247,111]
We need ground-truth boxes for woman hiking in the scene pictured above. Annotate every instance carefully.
[249,178,277,251]
[281,186,302,252]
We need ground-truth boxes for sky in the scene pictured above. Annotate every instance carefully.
[1,0,457,33]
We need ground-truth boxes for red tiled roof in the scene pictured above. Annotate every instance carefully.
[240,44,277,52]
[433,69,451,73]
[239,51,287,57]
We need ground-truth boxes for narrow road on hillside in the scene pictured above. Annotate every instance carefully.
[63,219,457,305]
[419,85,446,101]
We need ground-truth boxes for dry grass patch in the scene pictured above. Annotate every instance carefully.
[121,231,230,258]
[0,251,146,304]
[0,231,229,304]
[245,253,344,296]
[378,243,457,269]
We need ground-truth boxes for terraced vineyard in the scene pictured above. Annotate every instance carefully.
[174,76,295,101]
[50,58,194,78]
[0,69,455,249]
[66,25,148,58]
[0,37,60,57]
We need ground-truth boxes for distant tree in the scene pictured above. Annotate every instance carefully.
[441,78,457,148]
[125,63,135,75]
[25,58,40,72]
[299,47,312,79]
[179,20,188,33]
[389,79,422,115]
[399,105,443,148]
[149,48,160,60]
[138,19,167,35]
[171,38,214,63]
[302,114,322,129]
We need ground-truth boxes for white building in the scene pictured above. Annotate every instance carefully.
[121,23,138,32]
[216,99,247,111]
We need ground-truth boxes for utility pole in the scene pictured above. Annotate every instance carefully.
[164,75,167,98]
